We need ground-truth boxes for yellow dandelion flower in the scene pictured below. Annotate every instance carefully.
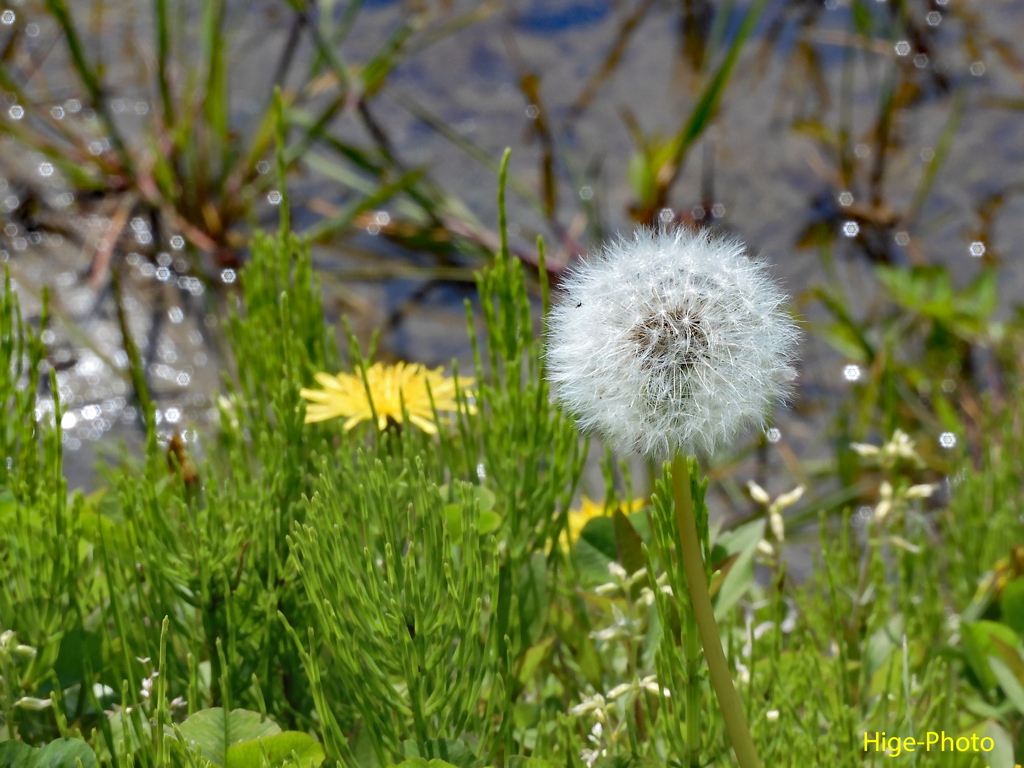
[558,495,647,551]
[299,361,474,434]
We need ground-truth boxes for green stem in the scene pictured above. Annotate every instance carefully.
[683,608,701,767]
[671,454,762,768]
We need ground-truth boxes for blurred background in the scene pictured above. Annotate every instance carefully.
[2,0,1023,548]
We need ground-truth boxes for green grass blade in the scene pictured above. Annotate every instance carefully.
[43,0,134,174]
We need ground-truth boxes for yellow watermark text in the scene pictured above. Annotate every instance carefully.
[863,731,997,757]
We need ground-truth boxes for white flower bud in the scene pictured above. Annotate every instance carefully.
[545,228,800,458]
[606,562,628,581]
[606,683,632,700]
[570,694,607,721]
[747,480,771,506]
[850,442,880,457]
[639,675,668,696]
[888,429,918,460]
[13,644,37,660]
[772,485,805,511]
[15,697,52,711]
[906,483,936,499]
[874,500,893,522]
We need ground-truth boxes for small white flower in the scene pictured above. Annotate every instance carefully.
[773,486,805,511]
[606,683,632,700]
[569,693,607,722]
[747,480,771,506]
[850,442,880,457]
[546,227,800,458]
[626,567,649,588]
[590,603,636,642]
[854,429,921,467]
[606,561,628,581]
[639,674,669,697]
[906,483,937,499]
[888,429,918,460]
[874,481,895,522]
[749,482,804,542]
[765,709,780,722]
[93,684,116,699]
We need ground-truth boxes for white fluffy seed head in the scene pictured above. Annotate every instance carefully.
[545,227,800,459]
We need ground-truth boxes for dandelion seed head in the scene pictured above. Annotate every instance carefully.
[545,227,800,458]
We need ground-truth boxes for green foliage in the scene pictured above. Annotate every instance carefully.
[0,737,97,768]
[5,155,1024,768]
[170,708,322,768]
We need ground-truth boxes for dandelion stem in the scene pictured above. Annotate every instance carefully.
[671,454,762,768]
[683,608,701,766]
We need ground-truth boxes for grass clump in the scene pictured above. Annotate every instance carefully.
[3,159,1024,768]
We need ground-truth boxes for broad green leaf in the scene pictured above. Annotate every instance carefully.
[961,621,1021,694]
[593,757,661,768]
[512,701,540,731]
[444,504,465,545]
[982,719,1015,768]
[225,731,325,768]
[0,738,97,768]
[477,510,501,535]
[573,537,614,585]
[176,709,282,766]
[95,708,151,763]
[0,487,15,519]
[52,628,104,694]
[864,614,903,687]
[442,485,499,545]
[401,740,478,768]
[516,635,555,684]
[987,655,1024,716]
[953,720,1014,768]
[579,517,616,562]
[711,518,764,622]
[999,578,1024,635]
[613,510,645,576]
